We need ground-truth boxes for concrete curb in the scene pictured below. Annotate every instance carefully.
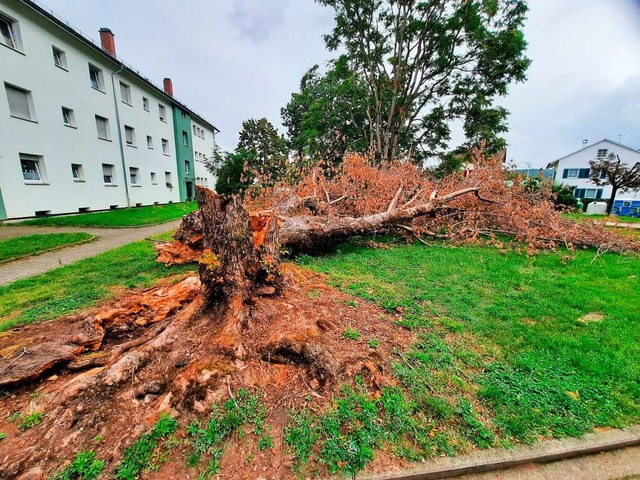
[359,426,640,480]
[0,234,98,266]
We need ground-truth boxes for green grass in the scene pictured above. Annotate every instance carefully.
[296,240,640,455]
[12,202,196,228]
[563,212,640,224]
[0,233,94,263]
[186,389,267,476]
[115,414,178,480]
[0,240,193,332]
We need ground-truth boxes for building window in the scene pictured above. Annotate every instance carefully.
[143,96,149,111]
[165,171,173,188]
[129,167,140,185]
[20,154,45,183]
[184,160,191,174]
[201,129,205,140]
[584,188,597,199]
[0,13,21,51]
[124,125,136,146]
[159,104,166,122]
[182,131,188,146]
[120,82,132,105]
[52,46,67,69]
[161,138,169,155]
[88,64,104,91]
[599,170,607,180]
[180,109,186,118]
[193,125,197,136]
[150,172,157,184]
[564,168,579,179]
[5,83,35,121]
[62,107,75,127]
[95,115,110,140]
[597,149,608,158]
[102,163,116,184]
[71,163,84,181]
[146,135,153,149]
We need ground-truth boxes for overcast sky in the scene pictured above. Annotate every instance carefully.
[42,0,640,167]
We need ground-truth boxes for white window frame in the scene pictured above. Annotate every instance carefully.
[159,104,167,122]
[150,172,157,184]
[119,81,132,105]
[596,149,608,159]
[102,163,116,185]
[52,46,67,70]
[5,83,36,122]
[124,125,136,146]
[71,163,85,182]
[182,131,188,146]
[184,160,191,174]
[566,168,579,179]
[584,188,597,199]
[89,64,104,91]
[20,154,46,184]
[0,13,22,51]
[62,106,76,128]
[143,96,149,112]
[129,167,140,186]
[146,135,154,149]
[95,115,111,141]
[165,171,173,188]
[161,138,169,155]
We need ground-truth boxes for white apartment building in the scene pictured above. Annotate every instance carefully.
[0,0,218,219]
[547,139,640,201]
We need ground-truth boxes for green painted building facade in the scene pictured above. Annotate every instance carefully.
[171,106,195,201]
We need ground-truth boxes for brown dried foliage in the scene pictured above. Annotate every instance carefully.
[247,150,640,255]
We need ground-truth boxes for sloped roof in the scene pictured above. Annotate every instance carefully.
[22,0,219,133]
[548,138,640,168]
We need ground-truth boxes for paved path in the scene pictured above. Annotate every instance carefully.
[0,221,180,286]
[448,445,640,480]
[605,222,640,230]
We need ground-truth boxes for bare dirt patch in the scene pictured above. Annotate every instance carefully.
[0,265,412,479]
[577,312,605,324]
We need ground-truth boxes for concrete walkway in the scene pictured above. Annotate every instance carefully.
[448,446,640,480]
[605,222,640,230]
[364,426,640,480]
[0,220,180,286]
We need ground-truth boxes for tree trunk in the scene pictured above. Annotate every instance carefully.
[607,185,619,214]
[167,187,486,259]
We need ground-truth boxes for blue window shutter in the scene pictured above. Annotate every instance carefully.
[596,189,603,199]
[578,168,590,178]
[562,169,568,179]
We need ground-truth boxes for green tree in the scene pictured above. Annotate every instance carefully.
[237,118,289,185]
[317,0,530,161]
[215,149,255,195]
[281,56,371,165]
[589,153,640,213]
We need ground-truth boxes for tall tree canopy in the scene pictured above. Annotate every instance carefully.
[316,0,530,162]
[589,153,640,213]
[237,117,289,185]
[282,56,371,164]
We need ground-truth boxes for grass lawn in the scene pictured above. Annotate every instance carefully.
[564,212,640,224]
[293,240,640,464]
[0,240,193,332]
[0,233,94,263]
[10,202,197,228]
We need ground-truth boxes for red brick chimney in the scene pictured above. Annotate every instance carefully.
[163,78,174,96]
[99,28,116,56]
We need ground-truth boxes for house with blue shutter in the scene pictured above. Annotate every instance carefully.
[547,138,640,202]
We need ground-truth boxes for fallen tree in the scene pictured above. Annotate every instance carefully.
[1,152,638,479]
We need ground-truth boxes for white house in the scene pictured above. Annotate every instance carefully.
[0,0,218,220]
[547,139,640,201]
